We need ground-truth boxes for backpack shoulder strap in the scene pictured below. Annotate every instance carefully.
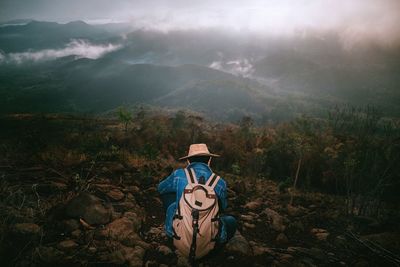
[184,168,198,185]
[206,173,220,189]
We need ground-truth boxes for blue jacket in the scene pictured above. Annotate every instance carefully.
[157,162,228,243]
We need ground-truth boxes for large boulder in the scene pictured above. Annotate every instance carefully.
[65,193,112,225]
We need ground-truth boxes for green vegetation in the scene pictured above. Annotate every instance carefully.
[117,106,132,132]
[1,107,398,218]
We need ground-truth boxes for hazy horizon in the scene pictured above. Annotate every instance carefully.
[1,0,400,49]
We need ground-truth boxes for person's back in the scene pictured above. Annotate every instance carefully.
[158,144,237,262]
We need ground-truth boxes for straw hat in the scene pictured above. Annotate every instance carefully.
[179,143,220,160]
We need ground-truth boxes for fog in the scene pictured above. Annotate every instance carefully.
[210,59,254,78]
[1,0,399,48]
[0,40,122,63]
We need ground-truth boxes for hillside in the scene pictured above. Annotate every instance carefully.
[1,21,399,121]
[0,113,399,266]
[0,20,111,52]
[0,57,278,120]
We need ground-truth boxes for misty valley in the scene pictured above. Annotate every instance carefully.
[1,20,399,121]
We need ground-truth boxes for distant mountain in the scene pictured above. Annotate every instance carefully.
[0,21,399,120]
[0,20,112,52]
[0,19,33,26]
[251,44,400,114]
[155,79,269,121]
[0,56,279,120]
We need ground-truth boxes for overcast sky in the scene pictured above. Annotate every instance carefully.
[1,0,399,47]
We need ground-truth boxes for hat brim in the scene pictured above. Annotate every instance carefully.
[179,152,220,160]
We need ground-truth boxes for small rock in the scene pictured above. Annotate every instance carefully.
[310,228,329,241]
[64,219,80,232]
[88,246,97,254]
[147,227,163,236]
[287,204,307,217]
[243,199,263,210]
[57,240,78,251]
[145,260,158,267]
[278,253,293,261]
[264,208,286,232]
[109,163,126,172]
[240,214,255,222]
[36,246,64,263]
[108,249,125,264]
[225,232,253,256]
[13,223,40,235]
[124,212,141,228]
[111,211,122,220]
[247,211,259,218]
[252,245,274,256]
[157,245,173,255]
[122,246,145,267]
[243,222,256,229]
[107,189,125,201]
[276,233,289,245]
[71,229,81,238]
[105,217,136,239]
[127,186,140,194]
[288,221,305,233]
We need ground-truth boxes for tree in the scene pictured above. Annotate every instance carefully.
[118,106,132,132]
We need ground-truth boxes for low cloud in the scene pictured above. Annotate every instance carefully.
[210,58,254,77]
[125,0,400,49]
[1,39,122,64]
[2,1,399,49]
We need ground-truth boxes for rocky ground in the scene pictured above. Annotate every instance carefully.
[1,159,400,267]
[0,115,399,266]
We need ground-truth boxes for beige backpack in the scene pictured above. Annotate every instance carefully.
[172,168,220,261]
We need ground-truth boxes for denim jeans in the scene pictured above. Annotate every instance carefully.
[160,193,237,242]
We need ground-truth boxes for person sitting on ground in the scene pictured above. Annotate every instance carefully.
[158,143,237,262]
